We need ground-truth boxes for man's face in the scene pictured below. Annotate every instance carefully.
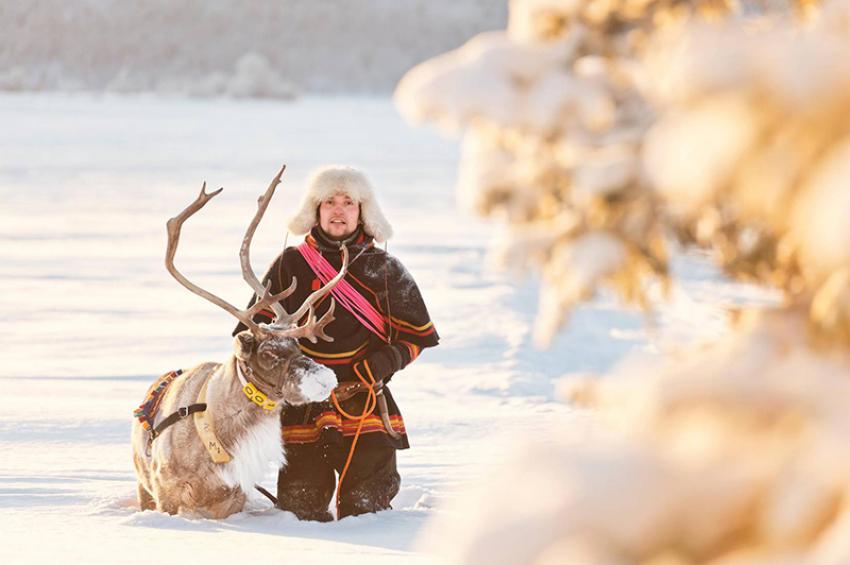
[318,192,360,240]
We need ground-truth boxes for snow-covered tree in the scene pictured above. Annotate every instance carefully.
[395,0,745,345]
[397,0,850,562]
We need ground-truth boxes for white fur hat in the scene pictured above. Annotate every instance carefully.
[287,165,393,243]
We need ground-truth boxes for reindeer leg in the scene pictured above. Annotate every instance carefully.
[152,481,180,515]
[137,482,156,511]
[157,497,180,515]
[205,490,246,519]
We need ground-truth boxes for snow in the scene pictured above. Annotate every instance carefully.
[294,362,339,404]
[507,0,584,43]
[643,94,758,216]
[426,310,850,564]
[645,22,850,110]
[0,93,765,562]
[535,232,628,346]
[794,138,850,274]
[394,31,593,134]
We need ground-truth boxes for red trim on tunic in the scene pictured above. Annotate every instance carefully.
[282,412,407,444]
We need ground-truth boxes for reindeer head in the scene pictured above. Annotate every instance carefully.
[165,165,348,408]
[233,330,337,405]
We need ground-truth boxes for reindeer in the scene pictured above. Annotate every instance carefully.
[132,166,347,518]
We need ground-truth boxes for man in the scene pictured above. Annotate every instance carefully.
[234,165,439,520]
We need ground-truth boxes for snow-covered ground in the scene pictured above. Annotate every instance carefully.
[0,93,768,563]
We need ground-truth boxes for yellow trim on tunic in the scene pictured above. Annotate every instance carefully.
[389,316,433,331]
[299,340,369,359]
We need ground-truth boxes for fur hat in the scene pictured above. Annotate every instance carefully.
[287,165,393,243]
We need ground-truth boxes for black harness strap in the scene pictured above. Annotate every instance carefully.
[150,403,207,439]
[254,484,278,506]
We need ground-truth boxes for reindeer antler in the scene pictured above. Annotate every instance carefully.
[166,167,350,343]
[165,180,292,333]
[270,244,350,343]
[240,165,297,321]
[282,297,338,344]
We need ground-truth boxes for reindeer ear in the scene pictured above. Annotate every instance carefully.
[234,331,255,361]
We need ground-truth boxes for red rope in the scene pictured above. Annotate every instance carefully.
[330,360,378,519]
[298,243,389,342]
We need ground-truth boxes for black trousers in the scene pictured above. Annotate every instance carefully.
[277,441,401,521]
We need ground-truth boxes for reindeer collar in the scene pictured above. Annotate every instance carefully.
[236,360,278,412]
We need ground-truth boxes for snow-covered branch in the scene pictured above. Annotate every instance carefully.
[395,0,737,345]
[644,16,850,346]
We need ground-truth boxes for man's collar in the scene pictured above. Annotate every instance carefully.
[310,225,371,251]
